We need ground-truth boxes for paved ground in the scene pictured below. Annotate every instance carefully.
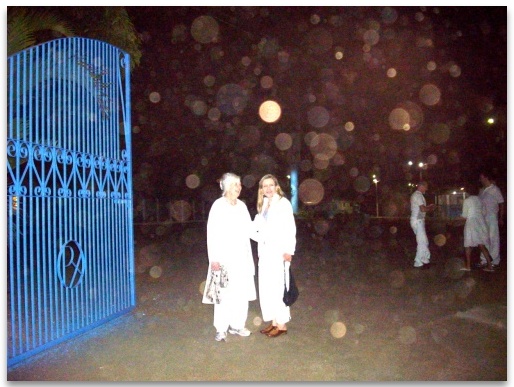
[6,217,507,381]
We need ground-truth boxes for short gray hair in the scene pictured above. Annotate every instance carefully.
[219,173,240,195]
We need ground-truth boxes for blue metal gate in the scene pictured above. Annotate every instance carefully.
[7,37,135,367]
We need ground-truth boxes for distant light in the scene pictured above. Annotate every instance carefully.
[452,191,457,194]
[408,161,413,166]
[487,118,495,125]
[418,162,424,168]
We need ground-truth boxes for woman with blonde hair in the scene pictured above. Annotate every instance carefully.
[202,173,256,342]
[253,174,296,338]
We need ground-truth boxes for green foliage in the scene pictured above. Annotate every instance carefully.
[7,6,142,70]
[7,7,75,56]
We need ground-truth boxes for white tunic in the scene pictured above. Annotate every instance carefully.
[202,197,256,304]
[479,184,504,216]
[410,190,426,221]
[479,184,504,263]
[462,195,489,247]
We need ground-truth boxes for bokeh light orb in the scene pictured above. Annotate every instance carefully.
[149,92,161,103]
[330,322,347,339]
[260,75,274,89]
[299,178,324,205]
[310,14,321,25]
[149,266,163,279]
[170,200,192,222]
[241,56,251,67]
[381,6,398,24]
[449,64,462,77]
[387,68,397,78]
[208,107,221,121]
[331,152,345,166]
[304,131,318,147]
[427,154,438,165]
[253,316,263,327]
[185,174,201,189]
[419,83,441,106]
[307,106,330,128]
[275,132,293,151]
[203,75,216,87]
[309,133,338,159]
[258,100,282,123]
[191,15,219,44]
[242,174,256,188]
[313,154,330,170]
[388,107,410,131]
[217,83,247,116]
[363,29,380,46]
[434,234,447,247]
[191,99,208,116]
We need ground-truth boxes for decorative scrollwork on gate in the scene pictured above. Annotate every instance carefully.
[56,240,86,288]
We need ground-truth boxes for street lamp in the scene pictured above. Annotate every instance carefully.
[407,160,425,180]
[372,174,379,217]
[418,162,425,180]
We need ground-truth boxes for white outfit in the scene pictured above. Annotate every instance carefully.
[461,196,489,247]
[410,190,430,267]
[479,184,504,265]
[253,194,296,325]
[202,197,256,333]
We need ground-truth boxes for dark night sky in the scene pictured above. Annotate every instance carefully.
[121,6,507,213]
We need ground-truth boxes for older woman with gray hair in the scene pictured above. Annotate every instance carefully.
[202,173,256,342]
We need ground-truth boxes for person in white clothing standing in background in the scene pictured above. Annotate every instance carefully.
[478,170,505,269]
[410,181,435,268]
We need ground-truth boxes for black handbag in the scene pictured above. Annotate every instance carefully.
[283,263,299,306]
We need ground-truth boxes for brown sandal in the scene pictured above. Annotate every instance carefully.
[259,323,276,334]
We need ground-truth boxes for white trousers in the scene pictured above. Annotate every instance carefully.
[213,297,249,333]
[480,213,500,265]
[258,256,291,325]
[410,219,430,267]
